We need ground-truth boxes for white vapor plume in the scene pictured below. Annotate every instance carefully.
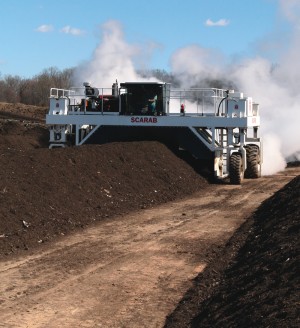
[227,1,300,174]
[171,45,224,88]
[74,3,299,175]
[170,2,300,175]
[169,46,225,113]
[279,0,300,25]
[74,20,156,86]
[228,55,300,174]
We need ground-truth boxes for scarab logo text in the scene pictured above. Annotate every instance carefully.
[130,117,158,123]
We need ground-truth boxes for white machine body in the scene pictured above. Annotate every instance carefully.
[46,82,262,184]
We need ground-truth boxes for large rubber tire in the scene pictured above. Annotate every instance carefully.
[244,144,261,179]
[229,152,244,185]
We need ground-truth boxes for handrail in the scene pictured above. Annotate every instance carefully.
[50,88,75,98]
[49,86,231,117]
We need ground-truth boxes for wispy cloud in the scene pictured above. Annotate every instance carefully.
[35,24,54,33]
[60,26,85,36]
[205,19,230,27]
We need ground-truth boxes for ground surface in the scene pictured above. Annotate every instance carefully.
[165,173,300,328]
[0,103,299,327]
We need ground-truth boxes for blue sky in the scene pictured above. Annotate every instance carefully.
[0,0,292,78]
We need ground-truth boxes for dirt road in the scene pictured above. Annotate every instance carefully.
[0,168,298,328]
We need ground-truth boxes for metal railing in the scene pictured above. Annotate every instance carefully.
[49,86,229,117]
[169,88,227,116]
[50,88,75,98]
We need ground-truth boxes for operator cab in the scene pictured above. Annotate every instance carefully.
[120,82,170,116]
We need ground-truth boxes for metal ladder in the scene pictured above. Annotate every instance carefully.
[219,128,228,176]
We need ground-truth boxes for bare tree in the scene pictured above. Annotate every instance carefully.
[0,67,74,106]
[33,67,74,105]
[1,75,23,103]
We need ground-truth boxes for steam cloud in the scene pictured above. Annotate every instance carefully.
[74,21,156,87]
[75,1,300,175]
[170,0,300,174]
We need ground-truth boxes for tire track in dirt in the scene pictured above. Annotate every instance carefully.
[0,168,299,328]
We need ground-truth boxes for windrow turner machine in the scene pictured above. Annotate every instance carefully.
[46,81,262,184]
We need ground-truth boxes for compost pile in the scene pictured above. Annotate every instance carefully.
[0,103,299,328]
[0,103,208,259]
[165,175,300,328]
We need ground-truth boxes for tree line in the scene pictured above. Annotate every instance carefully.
[0,67,73,106]
[0,67,234,107]
[0,67,178,107]
[0,67,181,107]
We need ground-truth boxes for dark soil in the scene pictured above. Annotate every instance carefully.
[165,175,300,328]
[0,102,47,122]
[0,106,208,259]
[0,102,299,327]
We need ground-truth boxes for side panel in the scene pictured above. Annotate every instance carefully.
[49,98,68,115]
